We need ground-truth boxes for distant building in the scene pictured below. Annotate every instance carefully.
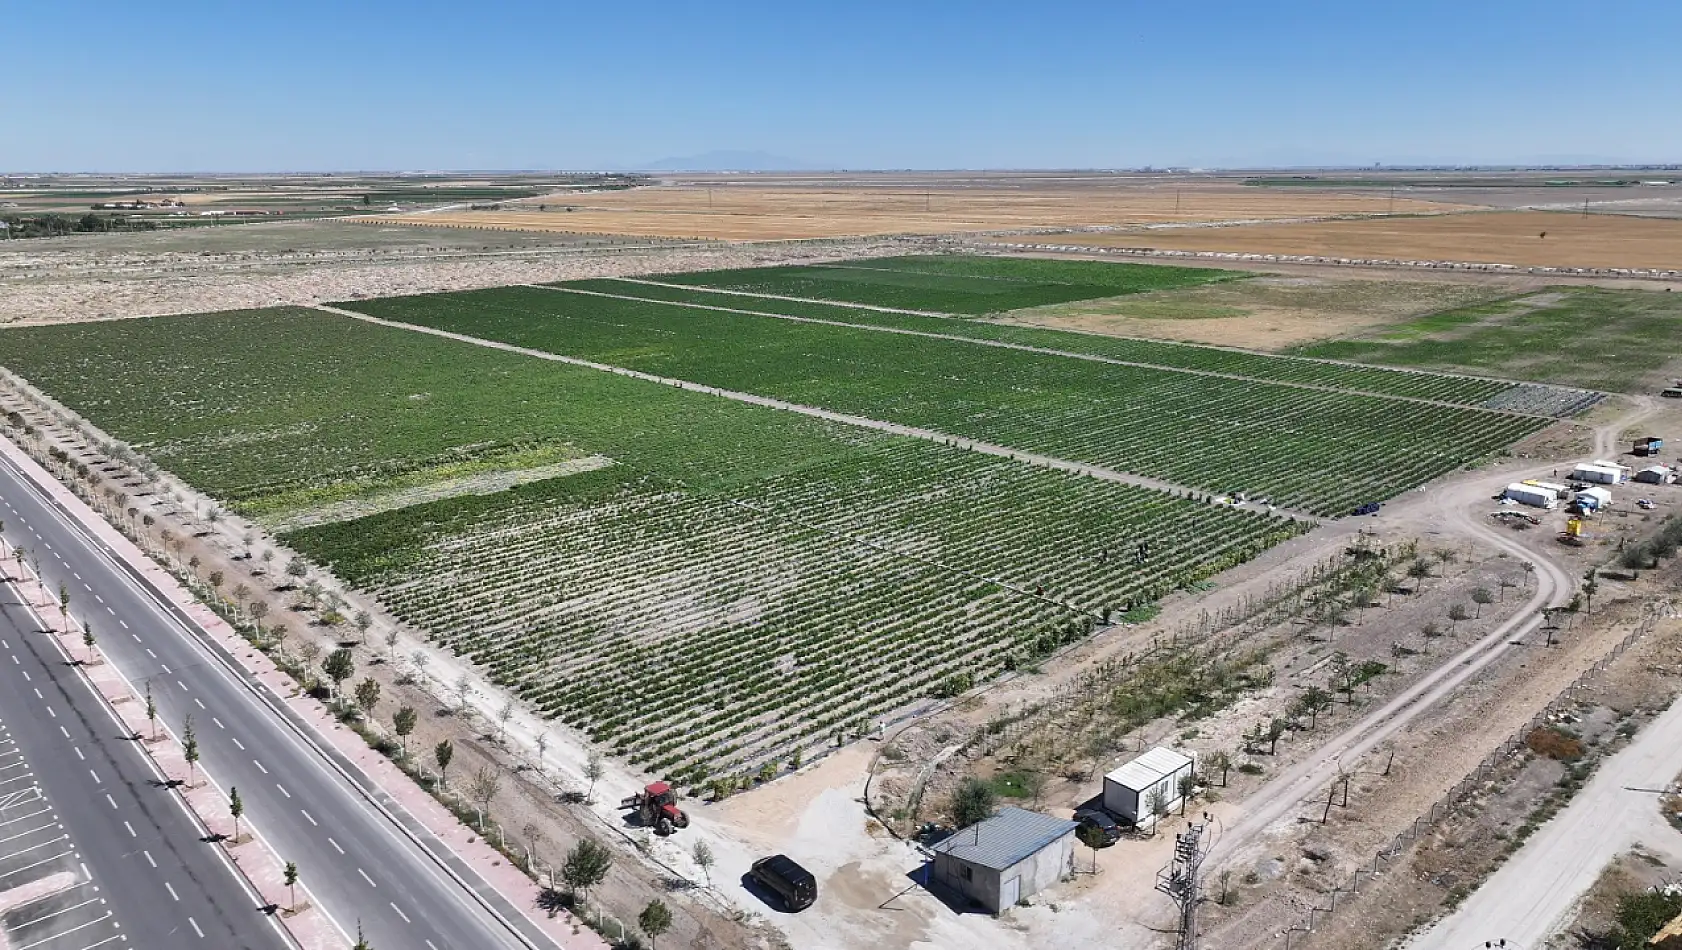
[927,807,1078,913]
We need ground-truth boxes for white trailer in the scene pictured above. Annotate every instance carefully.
[1634,465,1674,485]
[1103,747,1195,825]
[1571,463,1626,485]
[1504,483,1559,508]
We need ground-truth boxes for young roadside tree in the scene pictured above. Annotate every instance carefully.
[82,623,96,665]
[183,715,200,786]
[383,629,400,664]
[354,677,381,719]
[584,750,605,804]
[1265,717,1289,755]
[354,611,373,646]
[522,822,547,880]
[322,649,355,705]
[1205,750,1232,787]
[392,706,418,757]
[434,739,454,788]
[1178,773,1197,816]
[1582,569,1599,615]
[453,674,475,715]
[950,777,997,828]
[229,786,244,843]
[1471,587,1494,619]
[353,921,372,950]
[1299,685,1333,729]
[639,899,673,950]
[231,582,251,616]
[58,583,70,629]
[1145,786,1169,835]
[1075,822,1106,873]
[561,838,613,906]
[1406,558,1432,590]
[496,700,515,746]
[249,601,269,638]
[1447,603,1471,634]
[468,767,501,829]
[145,681,159,741]
[283,861,299,912]
[691,838,715,887]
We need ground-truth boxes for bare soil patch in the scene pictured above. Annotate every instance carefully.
[996,274,1512,350]
[370,184,1464,241]
[1040,210,1682,271]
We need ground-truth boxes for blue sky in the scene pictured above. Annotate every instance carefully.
[8,0,1679,171]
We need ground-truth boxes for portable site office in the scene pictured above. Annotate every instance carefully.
[1102,747,1196,826]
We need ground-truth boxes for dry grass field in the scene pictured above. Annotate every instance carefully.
[353,183,1463,240]
[1033,209,1682,270]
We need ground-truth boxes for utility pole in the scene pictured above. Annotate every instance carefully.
[1156,819,1209,950]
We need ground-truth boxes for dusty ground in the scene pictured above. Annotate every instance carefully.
[996,272,1516,350]
[0,219,914,324]
[364,182,1463,241]
[1552,849,1682,949]
[1027,210,1682,272]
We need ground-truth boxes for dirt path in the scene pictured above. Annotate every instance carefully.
[562,283,1569,420]
[1408,678,1682,949]
[309,303,1310,519]
[1211,397,1650,870]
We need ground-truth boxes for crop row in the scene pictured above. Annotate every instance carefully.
[653,254,1237,314]
[565,278,1542,410]
[286,458,1297,781]
[348,287,1550,514]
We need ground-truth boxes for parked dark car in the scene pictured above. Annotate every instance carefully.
[749,854,817,911]
[1073,808,1123,846]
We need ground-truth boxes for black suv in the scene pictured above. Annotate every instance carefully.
[1074,808,1123,846]
[749,854,817,912]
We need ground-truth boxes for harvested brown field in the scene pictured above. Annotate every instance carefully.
[1033,210,1682,270]
[351,183,1463,241]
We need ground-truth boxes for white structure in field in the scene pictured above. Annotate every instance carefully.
[1573,461,1628,485]
[927,807,1078,913]
[1577,486,1613,510]
[1634,465,1674,485]
[1103,746,1196,825]
[1504,483,1559,508]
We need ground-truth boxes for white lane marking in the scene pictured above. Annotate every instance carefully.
[144,648,156,658]
[44,707,55,719]
[143,850,156,868]
[300,809,317,826]
[104,794,116,809]
[253,760,267,774]
[119,620,129,629]
[389,902,410,923]
[158,663,169,673]
[87,769,99,785]
[276,784,290,799]
[188,916,203,938]
[58,727,70,740]
[212,718,224,730]
[164,881,179,901]
[175,680,186,692]
[123,821,135,838]
[356,867,375,887]
[104,606,113,615]
[19,670,28,682]
[230,737,244,751]
[327,837,344,855]
[193,698,204,710]
[72,748,83,761]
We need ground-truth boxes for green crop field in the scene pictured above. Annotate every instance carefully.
[346,285,1554,516]
[1296,287,1682,394]
[567,278,1588,409]
[0,306,1300,785]
[656,254,1242,314]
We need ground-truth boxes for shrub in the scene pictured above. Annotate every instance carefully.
[1525,726,1584,761]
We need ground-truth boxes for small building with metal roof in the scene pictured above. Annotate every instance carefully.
[1103,746,1196,825]
[927,807,1078,913]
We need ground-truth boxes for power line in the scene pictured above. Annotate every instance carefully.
[1156,817,1211,950]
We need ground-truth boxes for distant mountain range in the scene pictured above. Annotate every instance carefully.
[633,150,818,172]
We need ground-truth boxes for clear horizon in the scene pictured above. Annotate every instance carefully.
[9,0,1680,172]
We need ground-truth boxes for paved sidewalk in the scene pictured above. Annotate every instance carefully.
[0,436,608,950]
[6,549,341,950]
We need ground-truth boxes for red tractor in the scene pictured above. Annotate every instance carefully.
[619,782,690,836]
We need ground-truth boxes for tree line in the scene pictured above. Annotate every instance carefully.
[1,213,159,238]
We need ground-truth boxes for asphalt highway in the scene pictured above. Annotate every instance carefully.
[0,596,292,950]
[0,450,563,950]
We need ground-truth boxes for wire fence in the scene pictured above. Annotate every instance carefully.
[1275,605,1663,948]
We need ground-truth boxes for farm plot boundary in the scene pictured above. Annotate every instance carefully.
[338,287,1559,517]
